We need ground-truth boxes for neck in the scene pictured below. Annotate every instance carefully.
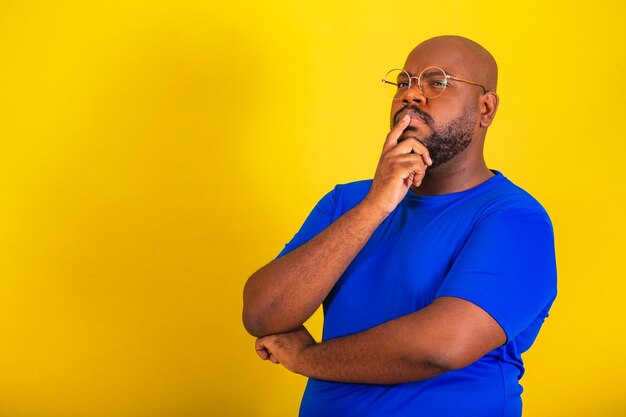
[410,146,494,196]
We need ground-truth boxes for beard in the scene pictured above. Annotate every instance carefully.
[399,108,476,168]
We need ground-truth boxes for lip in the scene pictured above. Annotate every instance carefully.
[396,109,430,127]
[408,115,428,127]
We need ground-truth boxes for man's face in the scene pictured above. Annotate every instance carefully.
[390,44,482,168]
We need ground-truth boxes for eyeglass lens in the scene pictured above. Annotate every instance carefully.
[382,67,447,99]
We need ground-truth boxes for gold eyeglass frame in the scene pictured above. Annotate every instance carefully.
[382,66,487,99]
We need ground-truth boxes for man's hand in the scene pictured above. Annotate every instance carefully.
[363,114,432,215]
[255,326,316,374]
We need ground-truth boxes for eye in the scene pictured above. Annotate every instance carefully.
[397,81,410,88]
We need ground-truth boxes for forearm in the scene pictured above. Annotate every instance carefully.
[243,199,388,337]
[295,314,449,384]
[256,298,505,384]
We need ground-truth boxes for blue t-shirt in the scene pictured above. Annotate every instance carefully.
[275,171,557,417]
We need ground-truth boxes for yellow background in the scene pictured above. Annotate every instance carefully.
[1,1,624,416]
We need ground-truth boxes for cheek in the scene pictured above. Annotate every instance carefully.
[428,101,464,127]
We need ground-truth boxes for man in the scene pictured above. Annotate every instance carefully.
[243,35,557,417]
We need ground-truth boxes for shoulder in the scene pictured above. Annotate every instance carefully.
[327,179,373,214]
[478,171,552,225]
[333,179,373,198]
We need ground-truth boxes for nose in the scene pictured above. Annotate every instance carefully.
[400,81,427,106]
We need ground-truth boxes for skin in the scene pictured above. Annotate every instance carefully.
[244,36,504,384]
[393,36,499,197]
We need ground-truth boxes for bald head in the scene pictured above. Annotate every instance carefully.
[406,36,498,93]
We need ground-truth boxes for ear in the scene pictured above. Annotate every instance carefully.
[479,92,499,128]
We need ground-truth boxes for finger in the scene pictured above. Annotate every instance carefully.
[256,347,270,360]
[269,354,280,364]
[394,159,426,184]
[392,153,426,164]
[383,115,411,152]
[255,338,270,360]
[393,160,427,182]
[405,171,415,188]
[413,167,427,187]
[402,166,426,189]
[390,138,432,166]
[389,154,426,173]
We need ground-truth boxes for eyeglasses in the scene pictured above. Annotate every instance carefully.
[382,66,487,99]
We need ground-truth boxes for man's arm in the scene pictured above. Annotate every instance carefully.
[243,199,388,337]
[243,115,432,337]
[255,201,556,385]
[255,296,506,384]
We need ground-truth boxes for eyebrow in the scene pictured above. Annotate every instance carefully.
[402,68,458,78]
[422,70,445,78]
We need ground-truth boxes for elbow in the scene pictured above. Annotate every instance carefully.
[242,304,268,338]
[242,295,282,337]
[242,277,268,337]
[242,302,302,338]
[242,287,269,337]
[242,272,304,337]
[242,275,294,337]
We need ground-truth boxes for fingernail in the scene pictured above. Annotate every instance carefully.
[402,115,410,122]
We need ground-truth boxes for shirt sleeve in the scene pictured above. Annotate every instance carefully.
[274,186,338,259]
[436,207,558,341]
